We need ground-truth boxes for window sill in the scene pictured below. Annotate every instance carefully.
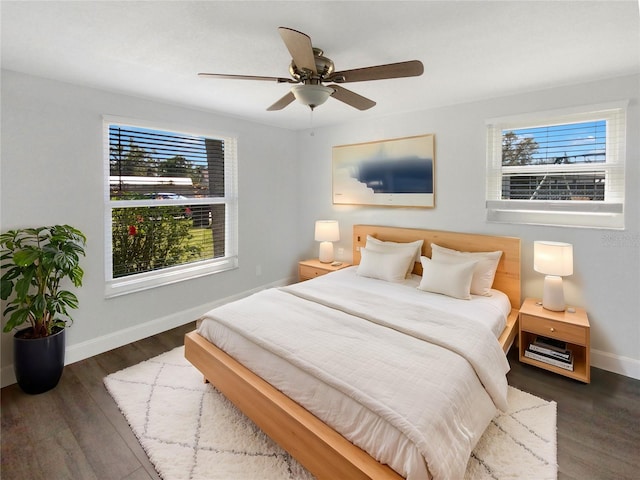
[486,201,624,229]
[105,256,238,298]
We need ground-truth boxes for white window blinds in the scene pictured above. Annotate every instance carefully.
[486,102,627,229]
[104,117,238,296]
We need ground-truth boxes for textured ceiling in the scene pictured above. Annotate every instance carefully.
[2,1,638,130]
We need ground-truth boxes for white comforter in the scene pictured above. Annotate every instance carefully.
[198,269,510,480]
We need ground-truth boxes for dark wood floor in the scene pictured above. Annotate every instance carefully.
[2,324,638,480]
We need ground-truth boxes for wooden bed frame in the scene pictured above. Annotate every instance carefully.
[185,225,521,480]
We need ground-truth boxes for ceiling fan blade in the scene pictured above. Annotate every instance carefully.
[278,27,317,74]
[198,73,296,83]
[329,85,376,111]
[267,91,296,111]
[328,60,424,83]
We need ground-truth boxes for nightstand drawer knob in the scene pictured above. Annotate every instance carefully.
[549,327,555,332]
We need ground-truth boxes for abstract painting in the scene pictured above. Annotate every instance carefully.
[332,134,435,207]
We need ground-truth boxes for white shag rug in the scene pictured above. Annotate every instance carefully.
[104,346,557,480]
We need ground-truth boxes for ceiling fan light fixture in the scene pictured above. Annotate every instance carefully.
[291,84,334,109]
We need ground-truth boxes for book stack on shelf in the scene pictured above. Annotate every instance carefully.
[524,335,574,371]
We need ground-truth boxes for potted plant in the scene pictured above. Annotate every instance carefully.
[0,225,86,394]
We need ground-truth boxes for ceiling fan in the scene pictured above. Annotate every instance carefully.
[198,27,424,111]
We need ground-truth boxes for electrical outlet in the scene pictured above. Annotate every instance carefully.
[337,247,344,257]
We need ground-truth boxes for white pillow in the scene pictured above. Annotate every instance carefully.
[357,248,416,283]
[417,256,477,300]
[430,243,502,296]
[365,235,424,277]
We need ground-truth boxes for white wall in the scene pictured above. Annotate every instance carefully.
[295,74,640,379]
[1,70,300,386]
[2,70,638,384]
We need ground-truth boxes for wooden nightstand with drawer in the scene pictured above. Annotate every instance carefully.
[519,297,590,383]
[298,259,351,281]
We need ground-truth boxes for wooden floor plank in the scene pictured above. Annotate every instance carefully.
[33,427,100,480]
[122,466,157,480]
[53,366,145,479]
[1,433,45,480]
[1,381,69,445]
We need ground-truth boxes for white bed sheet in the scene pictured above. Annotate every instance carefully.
[197,267,511,480]
[315,266,511,338]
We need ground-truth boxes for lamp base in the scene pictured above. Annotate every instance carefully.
[542,275,566,311]
[318,241,334,263]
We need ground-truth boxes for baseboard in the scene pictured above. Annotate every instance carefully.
[1,277,293,388]
[591,348,640,381]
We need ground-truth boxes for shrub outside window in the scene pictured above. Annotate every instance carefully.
[486,102,626,229]
[104,118,238,296]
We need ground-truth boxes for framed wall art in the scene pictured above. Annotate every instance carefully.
[332,134,435,208]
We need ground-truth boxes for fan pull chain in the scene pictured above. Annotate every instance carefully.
[309,108,315,136]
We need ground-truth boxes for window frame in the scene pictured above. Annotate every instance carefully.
[103,116,238,297]
[486,102,627,229]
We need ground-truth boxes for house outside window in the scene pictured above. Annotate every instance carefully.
[104,117,238,297]
[486,102,626,229]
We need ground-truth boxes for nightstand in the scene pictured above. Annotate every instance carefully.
[519,297,590,383]
[298,259,351,281]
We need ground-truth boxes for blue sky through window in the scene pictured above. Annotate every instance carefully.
[505,120,606,165]
[109,124,210,166]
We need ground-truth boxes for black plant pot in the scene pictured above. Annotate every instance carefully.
[13,327,66,395]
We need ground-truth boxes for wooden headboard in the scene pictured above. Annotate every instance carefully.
[352,224,521,309]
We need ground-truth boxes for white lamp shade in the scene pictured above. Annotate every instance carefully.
[533,241,573,276]
[314,220,340,242]
[292,84,334,109]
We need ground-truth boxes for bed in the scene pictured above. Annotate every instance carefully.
[185,225,521,480]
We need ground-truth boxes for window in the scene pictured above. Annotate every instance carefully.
[104,117,238,296]
[486,102,626,229]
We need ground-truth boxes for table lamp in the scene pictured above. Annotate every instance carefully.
[533,241,573,312]
[315,220,340,263]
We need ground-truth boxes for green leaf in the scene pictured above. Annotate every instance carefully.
[70,266,84,287]
[1,267,22,283]
[14,270,34,299]
[0,279,13,300]
[52,319,67,330]
[3,309,29,332]
[33,294,46,317]
[13,249,40,267]
[3,303,18,316]
[58,291,79,309]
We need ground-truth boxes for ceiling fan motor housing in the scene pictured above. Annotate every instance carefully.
[289,48,335,83]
